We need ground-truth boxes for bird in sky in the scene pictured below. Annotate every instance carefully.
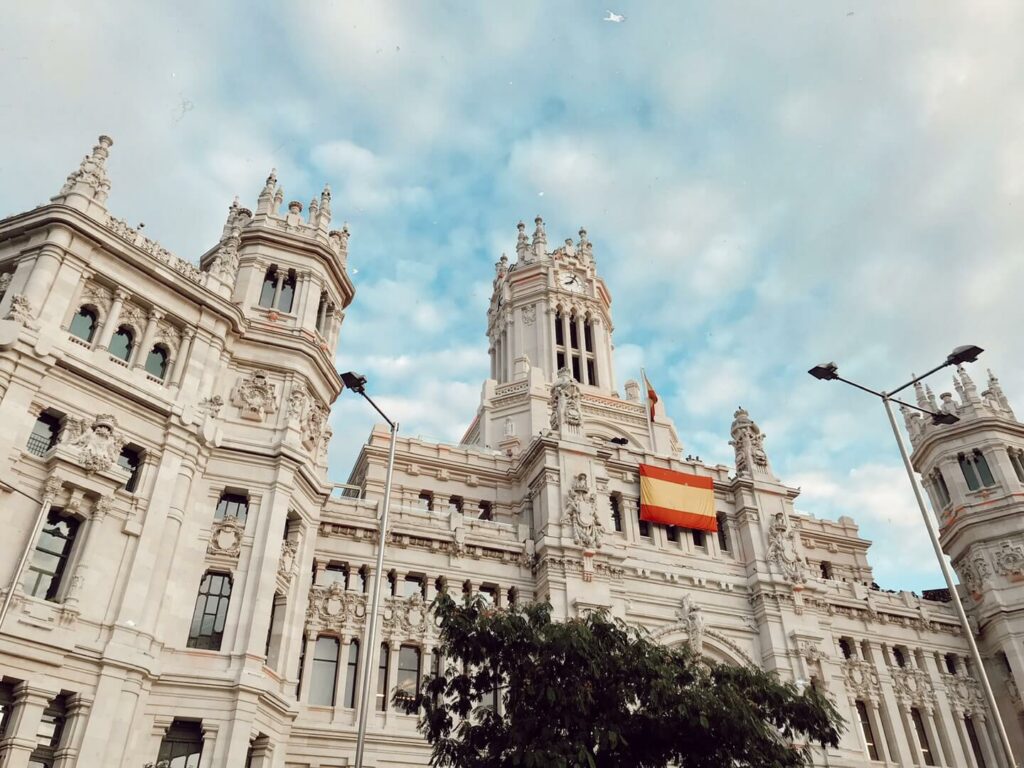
[604,10,626,22]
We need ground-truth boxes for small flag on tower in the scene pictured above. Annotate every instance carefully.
[643,372,659,422]
[639,464,717,532]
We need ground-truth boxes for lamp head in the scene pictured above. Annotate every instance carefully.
[808,362,839,381]
[340,371,368,393]
[947,345,984,366]
[931,412,960,426]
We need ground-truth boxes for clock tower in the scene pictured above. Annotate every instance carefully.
[464,217,681,456]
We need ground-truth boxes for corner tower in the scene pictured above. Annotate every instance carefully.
[906,364,1024,750]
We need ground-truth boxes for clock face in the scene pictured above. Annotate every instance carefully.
[561,273,584,293]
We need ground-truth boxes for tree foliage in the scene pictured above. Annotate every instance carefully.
[400,593,843,768]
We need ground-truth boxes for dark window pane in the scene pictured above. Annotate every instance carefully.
[118,446,143,493]
[583,321,593,352]
[259,269,277,308]
[666,526,678,542]
[554,312,563,346]
[215,493,249,524]
[975,450,996,487]
[109,326,134,361]
[187,572,232,650]
[26,413,62,457]
[571,355,581,382]
[610,495,622,532]
[692,530,705,548]
[586,358,597,386]
[157,720,203,768]
[69,307,97,342]
[856,701,880,760]
[376,643,390,711]
[24,508,79,601]
[959,453,980,491]
[396,645,421,704]
[345,641,360,708]
[144,346,169,379]
[278,271,296,313]
[716,513,729,551]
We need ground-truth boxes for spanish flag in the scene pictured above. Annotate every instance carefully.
[644,372,659,422]
[639,464,717,532]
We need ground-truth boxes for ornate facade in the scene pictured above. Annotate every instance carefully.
[0,136,1017,767]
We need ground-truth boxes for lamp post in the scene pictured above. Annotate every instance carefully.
[340,371,399,768]
[809,345,1018,767]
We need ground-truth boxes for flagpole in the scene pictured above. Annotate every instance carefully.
[641,367,656,453]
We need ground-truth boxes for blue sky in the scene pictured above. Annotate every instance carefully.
[4,1,1024,591]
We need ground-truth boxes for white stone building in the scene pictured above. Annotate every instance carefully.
[0,136,1017,767]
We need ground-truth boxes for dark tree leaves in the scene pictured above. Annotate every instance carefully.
[398,593,843,768]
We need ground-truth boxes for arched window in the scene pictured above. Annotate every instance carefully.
[69,306,98,342]
[187,571,232,650]
[258,267,277,308]
[278,269,297,313]
[109,325,134,362]
[310,636,340,706]
[554,309,566,371]
[144,344,170,380]
[973,449,995,487]
[344,640,360,708]
[716,512,729,552]
[26,411,63,456]
[396,645,421,705]
[376,642,390,711]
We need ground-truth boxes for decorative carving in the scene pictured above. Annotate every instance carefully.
[104,217,200,282]
[63,414,125,473]
[231,370,278,421]
[624,379,641,402]
[207,515,245,558]
[943,673,985,715]
[766,512,806,585]
[564,473,604,549]
[549,367,583,431]
[993,541,1024,578]
[5,295,37,327]
[842,659,880,698]
[93,494,115,520]
[0,272,12,298]
[57,135,113,203]
[278,536,300,586]
[80,283,113,315]
[383,593,432,642]
[286,380,331,451]
[197,395,224,418]
[522,304,536,325]
[305,582,367,633]
[892,666,935,708]
[955,551,992,596]
[43,474,65,501]
[678,594,706,653]
[729,407,772,477]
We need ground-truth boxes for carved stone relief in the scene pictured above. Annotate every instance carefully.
[564,473,604,550]
[305,582,367,633]
[207,516,245,558]
[383,594,433,642]
[62,414,126,473]
[678,594,706,653]
[892,666,935,708]
[993,540,1024,578]
[231,370,278,421]
[549,367,583,431]
[842,659,880,699]
[766,512,806,585]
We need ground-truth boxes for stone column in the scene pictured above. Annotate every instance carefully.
[576,315,587,384]
[952,711,978,768]
[298,633,316,703]
[333,636,353,719]
[133,308,163,369]
[2,682,55,768]
[20,246,63,319]
[52,693,92,768]
[247,738,274,768]
[95,288,128,350]
[561,312,571,371]
[922,704,948,766]
[974,712,1000,768]
[866,699,891,762]
[197,722,219,768]
[271,270,285,309]
[876,683,914,764]
[169,327,194,388]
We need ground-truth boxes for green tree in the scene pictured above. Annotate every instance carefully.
[400,592,843,768]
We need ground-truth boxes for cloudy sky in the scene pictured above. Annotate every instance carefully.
[4,1,1023,591]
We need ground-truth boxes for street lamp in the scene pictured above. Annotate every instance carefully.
[809,346,1018,768]
[340,370,399,768]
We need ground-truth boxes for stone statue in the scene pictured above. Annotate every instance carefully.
[550,367,583,431]
[564,472,604,550]
[767,512,806,585]
[680,594,706,653]
[64,414,125,473]
[729,407,771,477]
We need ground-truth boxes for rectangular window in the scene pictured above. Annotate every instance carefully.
[344,641,360,708]
[26,412,62,457]
[583,321,593,352]
[402,575,426,599]
[569,320,579,350]
[960,454,981,491]
[911,707,936,765]
[449,496,464,514]
[638,506,651,539]
[324,563,349,589]
[0,682,13,737]
[396,645,421,706]
[965,715,987,768]
[692,530,705,549]
[556,351,566,370]
[586,358,597,386]
[418,491,434,511]
[117,445,144,493]
[856,700,880,760]
[974,450,996,487]
[479,585,498,606]
[665,526,678,542]
[376,643,390,711]
[478,501,493,521]
[554,313,564,346]
[157,720,204,768]
[933,470,952,507]
[310,636,340,706]
[571,355,582,382]
[23,508,79,601]
[29,696,66,767]
[214,492,249,524]
[610,494,623,532]
[187,572,232,650]
[716,513,729,552]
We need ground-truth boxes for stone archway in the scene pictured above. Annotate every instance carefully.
[652,622,757,668]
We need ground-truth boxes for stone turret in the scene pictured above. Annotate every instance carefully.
[51,135,114,216]
[729,407,776,481]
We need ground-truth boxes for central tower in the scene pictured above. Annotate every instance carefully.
[487,217,615,392]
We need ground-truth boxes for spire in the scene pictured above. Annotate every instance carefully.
[952,372,965,403]
[532,215,547,260]
[319,184,332,229]
[515,221,529,261]
[53,135,114,208]
[957,365,981,404]
[273,186,284,214]
[913,375,929,409]
[328,223,350,263]
[256,169,277,214]
[221,197,240,239]
[578,227,592,260]
[308,195,319,226]
[925,384,939,411]
[495,252,509,279]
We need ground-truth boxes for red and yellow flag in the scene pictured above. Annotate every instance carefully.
[644,372,659,422]
[639,464,717,532]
